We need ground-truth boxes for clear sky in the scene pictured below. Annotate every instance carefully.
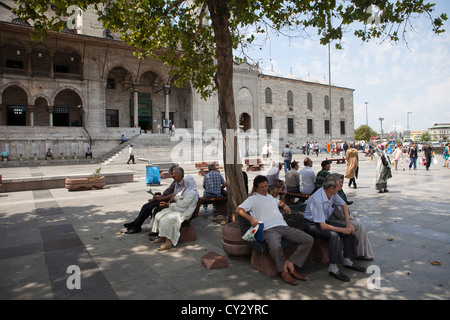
[242,1,450,134]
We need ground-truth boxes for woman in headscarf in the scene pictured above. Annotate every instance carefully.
[374,144,392,193]
[152,175,199,251]
[345,142,359,189]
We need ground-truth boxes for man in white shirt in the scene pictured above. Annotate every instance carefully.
[266,162,283,189]
[303,175,365,282]
[127,144,135,164]
[236,175,314,285]
[299,158,315,195]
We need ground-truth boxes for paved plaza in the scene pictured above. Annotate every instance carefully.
[0,151,449,302]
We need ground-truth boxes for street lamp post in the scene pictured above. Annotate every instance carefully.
[394,120,398,141]
[379,117,384,141]
[365,102,368,126]
[407,112,412,131]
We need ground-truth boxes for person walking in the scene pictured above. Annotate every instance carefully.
[422,142,433,171]
[374,144,391,193]
[282,144,292,172]
[408,143,418,170]
[127,144,135,164]
[443,143,450,169]
[393,145,405,171]
[345,142,359,189]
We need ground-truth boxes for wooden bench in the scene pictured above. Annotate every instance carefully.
[195,161,223,176]
[238,211,329,277]
[245,158,264,171]
[151,162,179,178]
[281,191,311,205]
[325,157,346,164]
[179,196,227,243]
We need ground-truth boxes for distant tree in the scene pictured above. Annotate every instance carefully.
[421,132,431,141]
[354,125,378,142]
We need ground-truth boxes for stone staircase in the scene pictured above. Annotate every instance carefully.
[101,133,188,165]
[101,133,229,177]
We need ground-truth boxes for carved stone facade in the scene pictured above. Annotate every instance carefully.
[0,2,354,159]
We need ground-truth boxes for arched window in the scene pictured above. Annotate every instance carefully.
[307,93,313,110]
[265,87,272,104]
[324,95,330,110]
[340,98,345,112]
[287,90,293,107]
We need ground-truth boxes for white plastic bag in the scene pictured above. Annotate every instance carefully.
[432,156,438,165]
[242,223,264,242]
[242,224,259,241]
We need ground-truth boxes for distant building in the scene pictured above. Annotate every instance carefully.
[410,131,423,141]
[0,1,354,160]
[428,123,450,141]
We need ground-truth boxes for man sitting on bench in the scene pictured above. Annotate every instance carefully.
[302,175,365,282]
[123,166,183,234]
[236,175,314,286]
[202,163,226,212]
[299,158,315,195]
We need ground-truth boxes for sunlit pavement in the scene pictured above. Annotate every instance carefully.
[0,151,449,300]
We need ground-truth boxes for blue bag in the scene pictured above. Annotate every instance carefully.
[146,165,161,185]
[255,223,264,242]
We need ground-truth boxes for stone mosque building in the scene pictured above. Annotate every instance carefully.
[0,2,355,161]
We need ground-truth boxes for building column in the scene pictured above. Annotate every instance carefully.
[164,84,170,133]
[26,49,32,76]
[29,106,35,127]
[48,106,53,127]
[49,53,54,78]
[133,88,139,128]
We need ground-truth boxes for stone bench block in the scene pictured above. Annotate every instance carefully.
[202,251,228,269]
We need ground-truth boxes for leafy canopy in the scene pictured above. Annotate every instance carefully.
[14,0,447,99]
[354,125,379,141]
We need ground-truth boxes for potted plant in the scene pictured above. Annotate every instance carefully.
[65,168,106,191]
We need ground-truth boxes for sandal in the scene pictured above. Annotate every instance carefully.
[157,243,173,251]
[152,237,166,243]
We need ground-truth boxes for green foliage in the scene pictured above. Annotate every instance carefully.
[354,125,379,141]
[13,0,447,99]
[92,167,102,178]
[421,131,431,142]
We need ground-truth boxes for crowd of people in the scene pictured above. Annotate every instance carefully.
[121,138,450,285]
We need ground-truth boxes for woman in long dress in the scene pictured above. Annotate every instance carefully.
[152,175,199,251]
[345,142,359,189]
[374,144,391,193]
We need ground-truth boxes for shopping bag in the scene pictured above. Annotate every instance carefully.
[432,157,438,165]
[404,158,410,165]
[242,223,264,242]
[421,157,426,166]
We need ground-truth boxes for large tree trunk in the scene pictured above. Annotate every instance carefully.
[208,0,247,221]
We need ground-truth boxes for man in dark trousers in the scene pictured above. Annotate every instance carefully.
[236,175,314,285]
[123,166,183,234]
[302,175,365,282]
[422,142,433,170]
